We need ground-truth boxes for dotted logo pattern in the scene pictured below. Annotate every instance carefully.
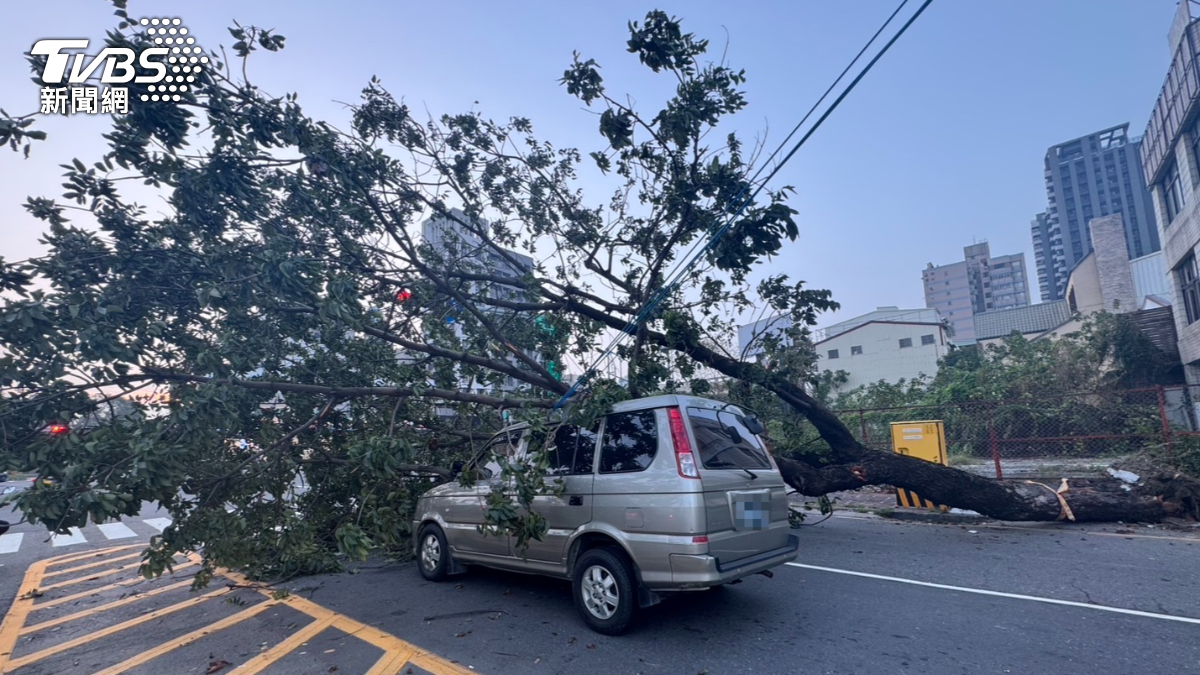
[137,18,207,103]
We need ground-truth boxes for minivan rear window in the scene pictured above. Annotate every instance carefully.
[687,407,772,470]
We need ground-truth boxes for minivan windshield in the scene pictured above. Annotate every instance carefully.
[687,407,772,470]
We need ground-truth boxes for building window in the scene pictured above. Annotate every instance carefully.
[851,345,863,356]
[898,338,913,349]
[1164,160,1185,224]
[1190,118,1200,184]
[1176,254,1200,325]
[828,349,839,359]
[921,334,935,346]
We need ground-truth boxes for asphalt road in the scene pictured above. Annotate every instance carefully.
[300,514,1200,675]
[3,495,1199,675]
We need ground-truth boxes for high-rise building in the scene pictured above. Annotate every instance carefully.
[1037,123,1160,301]
[922,242,1030,342]
[1030,212,1053,301]
[1140,1,1200,387]
[419,209,539,395]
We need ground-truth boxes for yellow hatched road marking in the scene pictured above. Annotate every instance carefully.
[0,559,50,664]
[36,560,147,591]
[364,648,419,675]
[223,615,335,675]
[411,651,480,675]
[31,560,197,610]
[86,601,278,675]
[41,543,143,569]
[19,578,195,635]
[1,546,484,675]
[3,586,232,670]
[42,551,144,579]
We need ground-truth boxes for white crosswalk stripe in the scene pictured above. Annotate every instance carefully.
[0,517,174,554]
[51,527,87,547]
[0,532,23,554]
[143,517,172,532]
[97,522,138,539]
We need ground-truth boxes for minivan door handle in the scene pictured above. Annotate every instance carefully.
[568,495,584,506]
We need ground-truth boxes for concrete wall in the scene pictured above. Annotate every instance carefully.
[737,315,794,360]
[1089,213,1140,314]
[1065,254,1103,314]
[1148,125,1200,382]
[816,322,948,393]
[1130,251,1171,301]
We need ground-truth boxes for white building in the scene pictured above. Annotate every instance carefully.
[738,307,949,395]
[813,308,949,393]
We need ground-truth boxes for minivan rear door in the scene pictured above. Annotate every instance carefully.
[523,423,599,564]
[686,406,790,567]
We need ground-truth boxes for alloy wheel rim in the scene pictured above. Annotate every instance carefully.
[582,565,619,619]
[421,533,441,571]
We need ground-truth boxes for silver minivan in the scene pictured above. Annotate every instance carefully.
[412,395,800,634]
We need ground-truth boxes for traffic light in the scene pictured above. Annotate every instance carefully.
[395,288,412,303]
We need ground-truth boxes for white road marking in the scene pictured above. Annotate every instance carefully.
[143,518,172,532]
[50,527,87,547]
[0,532,24,554]
[786,563,1200,626]
[97,522,138,539]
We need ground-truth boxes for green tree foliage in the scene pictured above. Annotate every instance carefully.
[0,7,838,578]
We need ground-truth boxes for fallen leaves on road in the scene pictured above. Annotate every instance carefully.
[206,660,232,674]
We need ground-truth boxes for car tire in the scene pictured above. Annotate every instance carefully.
[417,524,452,582]
[573,547,637,635]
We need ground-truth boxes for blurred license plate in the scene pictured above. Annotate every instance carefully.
[734,499,768,530]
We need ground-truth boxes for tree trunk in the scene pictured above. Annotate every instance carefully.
[776,454,1169,523]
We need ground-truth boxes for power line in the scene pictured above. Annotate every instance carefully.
[556,0,937,409]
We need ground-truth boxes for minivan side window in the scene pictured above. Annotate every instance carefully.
[546,424,601,474]
[477,429,524,479]
[598,410,658,473]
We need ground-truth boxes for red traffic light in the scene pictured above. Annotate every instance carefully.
[395,289,412,302]
[48,424,69,435]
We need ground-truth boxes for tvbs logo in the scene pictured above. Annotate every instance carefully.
[32,17,206,115]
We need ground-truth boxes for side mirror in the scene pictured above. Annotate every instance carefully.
[450,460,464,479]
[741,415,766,436]
[0,520,8,537]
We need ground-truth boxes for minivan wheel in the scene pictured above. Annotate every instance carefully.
[573,548,636,635]
[417,524,451,581]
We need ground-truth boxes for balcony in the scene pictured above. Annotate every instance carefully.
[1141,19,1200,183]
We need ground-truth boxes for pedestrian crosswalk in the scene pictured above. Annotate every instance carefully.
[0,517,172,555]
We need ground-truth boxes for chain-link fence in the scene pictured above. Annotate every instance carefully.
[834,386,1199,479]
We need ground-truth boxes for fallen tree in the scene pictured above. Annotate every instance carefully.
[0,6,1190,578]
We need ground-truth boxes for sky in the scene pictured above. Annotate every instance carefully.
[0,0,1187,333]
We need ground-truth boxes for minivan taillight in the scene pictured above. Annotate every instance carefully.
[668,407,699,479]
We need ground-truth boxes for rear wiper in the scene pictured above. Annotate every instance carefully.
[738,468,758,480]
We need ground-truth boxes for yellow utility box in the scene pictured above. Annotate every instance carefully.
[890,421,947,510]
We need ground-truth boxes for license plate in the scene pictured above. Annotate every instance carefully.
[734,498,768,530]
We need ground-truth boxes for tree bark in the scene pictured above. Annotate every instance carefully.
[776,455,1168,523]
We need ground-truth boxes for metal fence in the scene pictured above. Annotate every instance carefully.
[834,385,1200,479]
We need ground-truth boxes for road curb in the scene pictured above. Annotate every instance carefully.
[877,509,991,525]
